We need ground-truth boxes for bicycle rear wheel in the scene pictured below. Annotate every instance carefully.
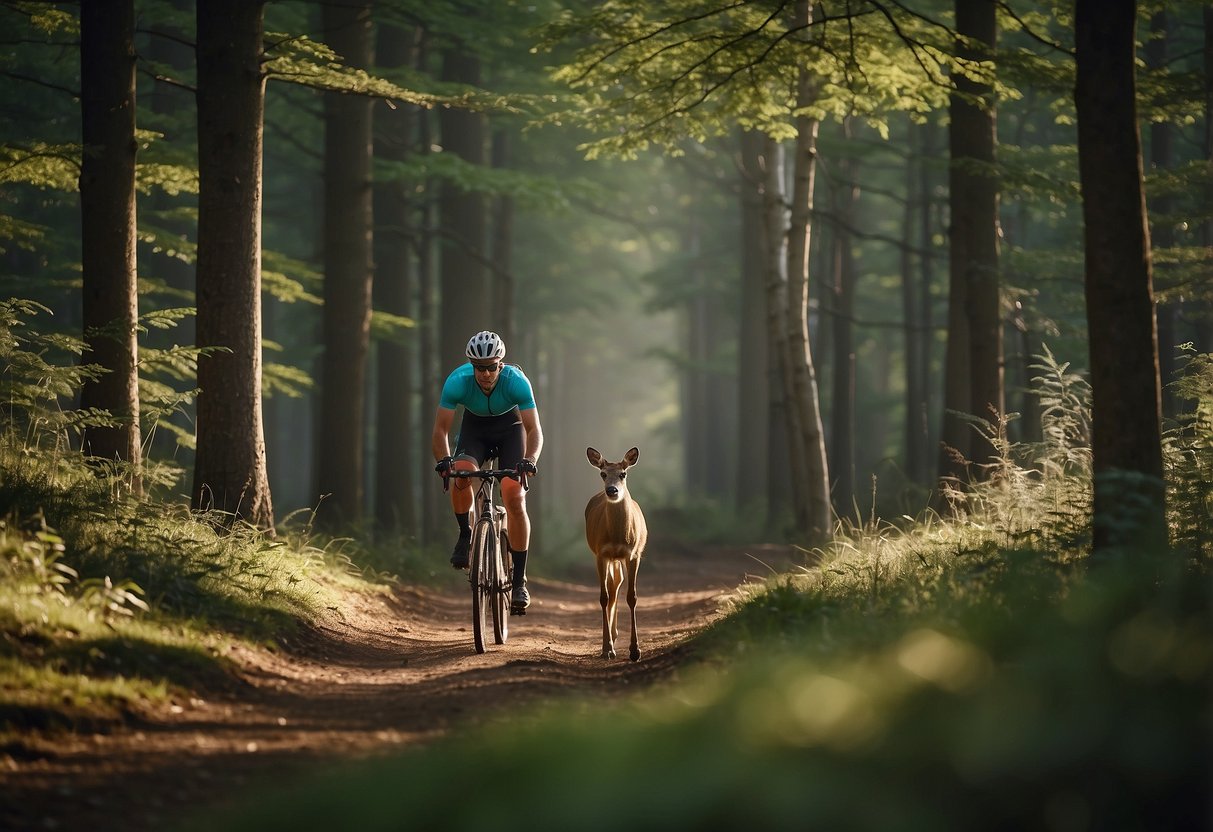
[491,526,510,644]
[470,518,492,654]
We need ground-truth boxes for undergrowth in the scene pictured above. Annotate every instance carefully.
[193,346,1213,832]
[0,299,389,731]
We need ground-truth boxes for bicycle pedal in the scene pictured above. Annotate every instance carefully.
[510,606,527,616]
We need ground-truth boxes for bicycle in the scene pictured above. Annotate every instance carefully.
[443,462,530,654]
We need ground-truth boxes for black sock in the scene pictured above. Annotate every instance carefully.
[510,548,527,584]
[456,512,470,537]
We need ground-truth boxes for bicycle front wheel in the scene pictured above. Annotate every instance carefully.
[470,518,492,654]
[491,527,510,644]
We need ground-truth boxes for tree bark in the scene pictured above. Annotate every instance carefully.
[1198,8,1213,355]
[79,0,142,495]
[438,49,489,365]
[491,129,515,346]
[373,20,418,534]
[736,129,772,519]
[1075,0,1166,556]
[1146,12,1178,419]
[938,0,1001,495]
[779,0,832,542]
[193,0,274,531]
[315,0,375,529]
[829,121,857,522]
[901,116,929,486]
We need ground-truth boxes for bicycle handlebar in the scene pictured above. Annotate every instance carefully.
[442,468,530,493]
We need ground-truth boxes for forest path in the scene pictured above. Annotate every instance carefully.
[1,541,800,831]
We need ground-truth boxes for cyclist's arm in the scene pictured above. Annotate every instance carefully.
[520,406,544,465]
[432,406,457,461]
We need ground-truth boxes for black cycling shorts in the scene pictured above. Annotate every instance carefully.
[454,408,524,468]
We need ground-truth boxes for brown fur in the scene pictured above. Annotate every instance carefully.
[584,446,648,661]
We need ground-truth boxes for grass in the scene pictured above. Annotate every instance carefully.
[183,349,1213,832]
[0,443,395,737]
[185,505,1212,832]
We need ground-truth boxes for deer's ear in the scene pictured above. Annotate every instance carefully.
[587,447,603,467]
[624,447,640,466]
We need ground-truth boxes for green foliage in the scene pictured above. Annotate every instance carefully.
[0,142,79,191]
[264,30,523,113]
[0,432,394,729]
[0,298,111,450]
[538,0,957,158]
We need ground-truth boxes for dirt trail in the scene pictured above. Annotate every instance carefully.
[0,542,800,831]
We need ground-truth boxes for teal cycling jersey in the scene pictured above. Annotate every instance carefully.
[439,362,537,417]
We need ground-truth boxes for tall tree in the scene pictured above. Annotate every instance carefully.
[828,119,858,521]
[193,0,274,530]
[490,129,516,345]
[78,0,141,494]
[1200,7,1213,354]
[736,129,773,521]
[373,19,419,534]
[1075,0,1166,555]
[938,0,1001,496]
[1147,10,1178,418]
[437,47,489,364]
[781,0,832,541]
[901,117,932,487]
[316,0,375,528]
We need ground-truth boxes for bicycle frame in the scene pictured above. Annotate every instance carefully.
[443,465,529,653]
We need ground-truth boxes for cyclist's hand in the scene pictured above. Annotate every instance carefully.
[516,458,537,477]
[435,456,454,476]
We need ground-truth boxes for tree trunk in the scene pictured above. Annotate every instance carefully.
[373,20,418,534]
[684,215,709,496]
[438,49,489,365]
[315,0,374,529]
[1075,0,1166,556]
[780,0,832,542]
[901,116,929,486]
[829,122,857,522]
[491,129,515,346]
[416,51,445,546]
[1198,8,1213,355]
[1146,11,1178,419]
[939,0,1001,495]
[759,139,794,532]
[79,0,142,495]
[918,121,941,474]
[193,0,274,531]
[737,129,772,518]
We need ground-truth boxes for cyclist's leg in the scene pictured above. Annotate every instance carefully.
[496,410,529,551]
[496,414,531,610]
[449,418,489,568]
[500,477,529,552]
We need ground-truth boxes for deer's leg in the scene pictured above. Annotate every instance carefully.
[626,557,641,662]
[597,557,615,659]
[608,562,624,645]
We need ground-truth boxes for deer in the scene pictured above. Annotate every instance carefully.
[584,446,648,661]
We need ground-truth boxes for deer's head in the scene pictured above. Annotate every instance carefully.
[587,446,639,503]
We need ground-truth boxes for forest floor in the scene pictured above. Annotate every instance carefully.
[0,540,801,831]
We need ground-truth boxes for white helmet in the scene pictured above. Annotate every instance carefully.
[465,330,506,360]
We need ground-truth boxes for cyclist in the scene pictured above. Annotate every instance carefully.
[432,330,544,613]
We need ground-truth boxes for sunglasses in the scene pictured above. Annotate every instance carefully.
[473,363,501,374]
